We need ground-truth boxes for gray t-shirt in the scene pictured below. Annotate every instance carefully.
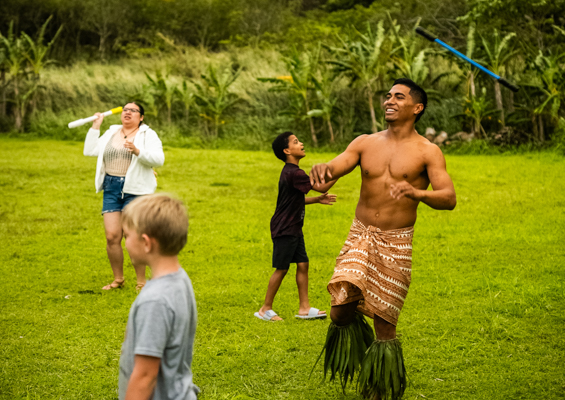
[119,268,199,400]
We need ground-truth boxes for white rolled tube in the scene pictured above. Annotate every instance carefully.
[68,107,123,129]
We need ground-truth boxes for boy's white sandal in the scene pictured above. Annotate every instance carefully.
[254,310,280,321]
[295,307,327,319]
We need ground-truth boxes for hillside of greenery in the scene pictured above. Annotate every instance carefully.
[1,0,564,151]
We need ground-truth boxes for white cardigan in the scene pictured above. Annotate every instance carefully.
[83,124,165,194]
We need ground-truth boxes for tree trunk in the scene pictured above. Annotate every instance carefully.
[305,101,318,147]
[367,85,377,132]
[13,78,22,132]
[0,68,5,117]
[507,91,515,114]
[538,114,544,142]
[469,72,476,98]
[99,33,106,61]
[531,114,539,142]
[327,117,335,143]
[494,80,504,127]
[475,117,482,139]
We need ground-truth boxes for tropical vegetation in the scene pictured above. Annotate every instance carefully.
[1,0,564,151]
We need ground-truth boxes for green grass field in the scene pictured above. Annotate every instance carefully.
[0,139,564,400]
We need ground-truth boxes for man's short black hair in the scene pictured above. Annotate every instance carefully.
[272,131,294,162]
[392,78,428,122]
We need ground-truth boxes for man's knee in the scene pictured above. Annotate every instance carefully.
[330,302,358,326]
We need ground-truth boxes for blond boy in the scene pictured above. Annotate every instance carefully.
[119,194,199,400]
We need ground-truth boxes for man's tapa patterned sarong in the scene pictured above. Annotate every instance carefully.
[327,218,414,326]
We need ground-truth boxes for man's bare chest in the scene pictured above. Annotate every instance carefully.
[359,147,427,182]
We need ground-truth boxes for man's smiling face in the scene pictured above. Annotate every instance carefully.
[383,85,423,123]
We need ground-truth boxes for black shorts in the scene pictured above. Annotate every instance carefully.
[272,235,309,270]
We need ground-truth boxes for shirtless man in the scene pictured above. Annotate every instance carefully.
[310,78,456,400]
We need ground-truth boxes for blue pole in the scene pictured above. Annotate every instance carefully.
[415,27,519,92]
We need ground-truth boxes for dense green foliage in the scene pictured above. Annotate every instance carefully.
[1,0,564,149]
[1,140,564,399]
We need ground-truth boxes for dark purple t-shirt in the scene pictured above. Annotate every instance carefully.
[270,163,313,239]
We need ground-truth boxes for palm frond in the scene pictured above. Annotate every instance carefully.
[312,313,374,391]
[358,338,407,400]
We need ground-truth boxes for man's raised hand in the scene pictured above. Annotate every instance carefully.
[310,163,333,187]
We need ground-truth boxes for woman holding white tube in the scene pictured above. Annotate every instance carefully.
[83,102,164,290]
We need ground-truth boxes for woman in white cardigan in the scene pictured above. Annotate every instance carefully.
[83,102,165,290]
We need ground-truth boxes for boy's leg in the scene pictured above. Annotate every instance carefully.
[296,262,325,316]
[258,269,288,321]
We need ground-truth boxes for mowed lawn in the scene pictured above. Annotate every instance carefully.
[0,138,563,400]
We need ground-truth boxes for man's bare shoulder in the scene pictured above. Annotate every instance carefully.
[349,131,387,148]
[345,134,371,152]
[417,137,446,163]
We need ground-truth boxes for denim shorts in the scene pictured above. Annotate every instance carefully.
[101,175,139,214]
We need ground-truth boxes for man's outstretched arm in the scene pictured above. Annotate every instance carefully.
[311,178,338,193]
[390,144,456,210]
[310,135,367,186]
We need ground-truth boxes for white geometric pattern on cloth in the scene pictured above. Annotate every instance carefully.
[327,218,414,326]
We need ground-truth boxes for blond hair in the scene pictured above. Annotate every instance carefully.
[122,194,188,256]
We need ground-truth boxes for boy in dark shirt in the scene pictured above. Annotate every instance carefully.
[255,132,337,321]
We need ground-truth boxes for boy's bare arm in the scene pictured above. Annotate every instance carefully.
[125,355,161,400]
[306,192,337,205]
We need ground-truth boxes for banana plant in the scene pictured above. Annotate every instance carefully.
[21,16,63,117]
[456,87,498,139]
[0,48,6,117]
[480,29,517,127]
[388,17,430,84]
[0,21,30,131]
[326,21,393,132]
[193,64,241,138]
[258,45,322,146]
[145,69,178,124]
[308,67,340,143]
[461,24,482,136]
[21,16,63,80]
[177,80,196,124]
[524,50,565,142]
